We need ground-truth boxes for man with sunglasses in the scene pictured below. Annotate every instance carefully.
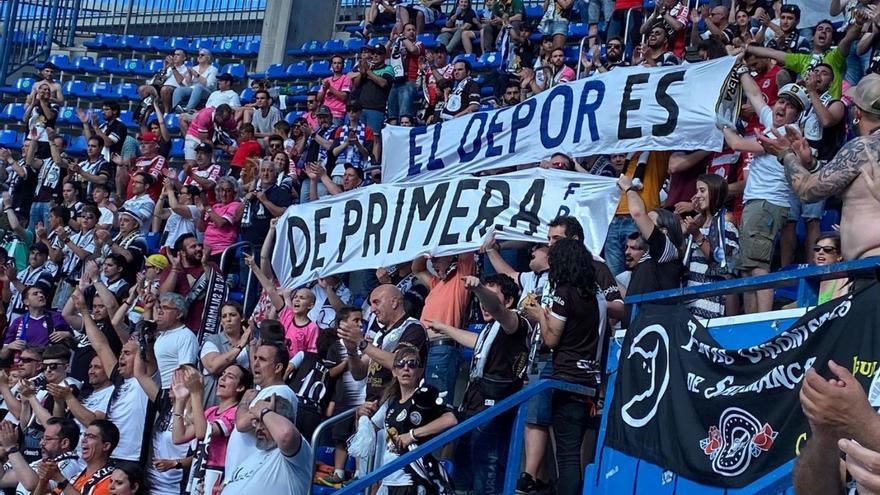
[0,417,83,494]
[301,106,340,203]
[635,23,681,66]
[303,91,321,131]
[428,274,530,495]
[183,143,222,194]
[114,132,167,203]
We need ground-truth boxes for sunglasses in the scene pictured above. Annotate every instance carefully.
[393,359,422,369]
[813,245,838,253]
[607,43,622,49]
[18,357,39,364]
[45,363,66,371]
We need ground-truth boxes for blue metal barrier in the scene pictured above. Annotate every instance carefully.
[335,379,595,495]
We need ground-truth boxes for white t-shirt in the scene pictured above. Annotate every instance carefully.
[107,374,150,461]
[517,270,550,308]
[121,194,156,234]
[223,384,298,482]
[206,90,242,109]
[154,325,199,389]
[162,206,199,249]
[97,206,114,227]
[148,402,193,495]
[222,439,312,495]
[163,64,190,89]
[200,339,250,370]
[742,106,794,208]
[81,386,113,420]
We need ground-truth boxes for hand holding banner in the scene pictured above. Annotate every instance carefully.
[382,57,737,183]
[271,169,619,289]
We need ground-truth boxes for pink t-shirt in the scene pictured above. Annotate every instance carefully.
[204,404,237,468]
[187,107,215,139]
[279,307,319,358]
[202,201,240,252]
[304,112,319,131]
[320,75,353,119]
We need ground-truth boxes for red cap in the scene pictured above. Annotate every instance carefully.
[139,131,158,143]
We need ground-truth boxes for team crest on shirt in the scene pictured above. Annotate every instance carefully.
[396,409,408,422]
[410,411,422,425]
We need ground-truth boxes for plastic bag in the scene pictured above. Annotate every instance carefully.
[347,415,377,459]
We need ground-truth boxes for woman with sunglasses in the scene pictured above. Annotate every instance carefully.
[682,173,740,319]
[813,232,851,304]
[364,346,457,495]
[196,177,241,265]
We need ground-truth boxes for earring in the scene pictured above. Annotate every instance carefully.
[854,117,861,125]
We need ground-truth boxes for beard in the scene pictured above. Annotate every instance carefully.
[256,436,277,451]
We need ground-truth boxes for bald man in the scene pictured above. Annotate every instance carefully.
[337,284,428,404]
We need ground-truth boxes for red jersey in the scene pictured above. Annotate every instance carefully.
[128,154,167,201]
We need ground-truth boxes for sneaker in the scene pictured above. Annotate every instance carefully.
[317,473,345,488]
[515,472,538,494]
[173,104,186,114]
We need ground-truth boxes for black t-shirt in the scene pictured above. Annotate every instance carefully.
[100,119,128,156]
[462,313,530,416]
[625,227,682,320]
[594,259,622,303]
[381,389,451,442]
[366,317,428,401]
[70,319,123,383]
[242,184,293,246]
[450,7,477,28]
[358,64,394,111]
[549,285,602,385]
[743,0,772,18]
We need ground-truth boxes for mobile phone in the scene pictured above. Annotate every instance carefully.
[305,140,320,163]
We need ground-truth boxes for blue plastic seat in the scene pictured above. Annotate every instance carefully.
[220,63,247,81]
[265,63,288,80]
[344,38,365,54]
[96,57,120,75]
[286,61,310,79]
[417,33,438,49]
[525,5,544,19]
[145,232,161,254]
[120,35,148,51]
[66,135,88,156]
[194,38,215,53]
[284,111,303,124]
[170,138,185,158]
[145,35,169,52]
[83,33,113,50]
[0,103,26,122]
[568,22,590,38]
[303,40,325,56]
[215,38,239,56]
[114,82,141,101]
[71,56,99,74]
[564,46,580,64]
[230,39,259,57]
[480,85,494,97]
[239,87,254,104]
[367,36,389,47]
[0,131,22,150]
[453,53,479,67]
[164,113,180,133]
[45,54,74,72]
[308,61,332,78]
[89,81,116,100]
[119,110,138,129]
[477,52,500,70]
[168,37,193,53]
[322,39,345,55]
[644,0,657,9]
[138,59,165,77]
[109,58,143,76]
[0,77,34,96]
[104,35,128,50]
[56,106,79,125]
[63,80,89,98]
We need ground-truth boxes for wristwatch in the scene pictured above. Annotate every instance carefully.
[5,446,18,455]
[259,407,272,421]
[357,339,370,353]
[56,480,69,490]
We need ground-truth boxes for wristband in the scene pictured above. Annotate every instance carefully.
[56,479,69,490]
[260,407,273,422]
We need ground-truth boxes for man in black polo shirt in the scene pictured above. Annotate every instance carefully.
[427,274,529,495]
[352,44,394,135]
[78,101,127,162]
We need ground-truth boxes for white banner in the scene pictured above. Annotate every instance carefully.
[271,169,620,289]
[382,57,736,183]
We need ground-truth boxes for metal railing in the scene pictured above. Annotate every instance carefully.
[335,379,595,495]
[218,240,255,313]
[308,407,360,485]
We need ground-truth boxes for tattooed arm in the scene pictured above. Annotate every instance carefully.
[782,136,868,203]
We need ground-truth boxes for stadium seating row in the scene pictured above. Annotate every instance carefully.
[36,55,248,81]
[83,34,260,57]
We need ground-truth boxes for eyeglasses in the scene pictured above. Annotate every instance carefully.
[82,432,101,441]
[44,363,66,371]
[607,43,622,49]
[218,187,234,192]
[813,245,838,253]
[82,215,97,220]
[157,304,179,312]
[393,359,422,369]
[307,100,316,104]
[198,53,208,57]
[41,435,60,442]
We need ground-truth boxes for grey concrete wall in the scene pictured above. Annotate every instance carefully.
[256,0,338,71]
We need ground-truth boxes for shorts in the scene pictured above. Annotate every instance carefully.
[540,19,570,36]
[787,191,824,221]
[331,413,355,444]
[375,10,396,25]
[525,357,554,426]
[403,5,437,24]
[184,135,200,161]
[738,199,789,272]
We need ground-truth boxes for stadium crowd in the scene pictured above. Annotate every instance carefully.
[1,0,880,493]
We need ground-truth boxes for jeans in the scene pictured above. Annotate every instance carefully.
[845,49,870,86]
[171,84,210,111]
[387,81,418,122]
[454,416,509,495]
[28,201,51,235]
[425,342,460,405]
[607,8,643,48]
[361,108,386,134]
[603,215,636,276]
[299,177,330,203]
[587,0,615,25]
[552,391,593,495]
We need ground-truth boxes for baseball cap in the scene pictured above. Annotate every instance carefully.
[370,44,387,56]
[195,142,213,153]
[780,4,801,19]
[30,242,49,256]
[139,131,158,143]
[846,73,880,115]
[344,162,365,179]
[315,105,332,117]
[117,207,143,226]
[217,73,235,82]
[778,83,811,114]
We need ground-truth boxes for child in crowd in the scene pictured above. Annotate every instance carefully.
[229,123,261,181]
[286,327,344,439]
[279,288,320,365]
